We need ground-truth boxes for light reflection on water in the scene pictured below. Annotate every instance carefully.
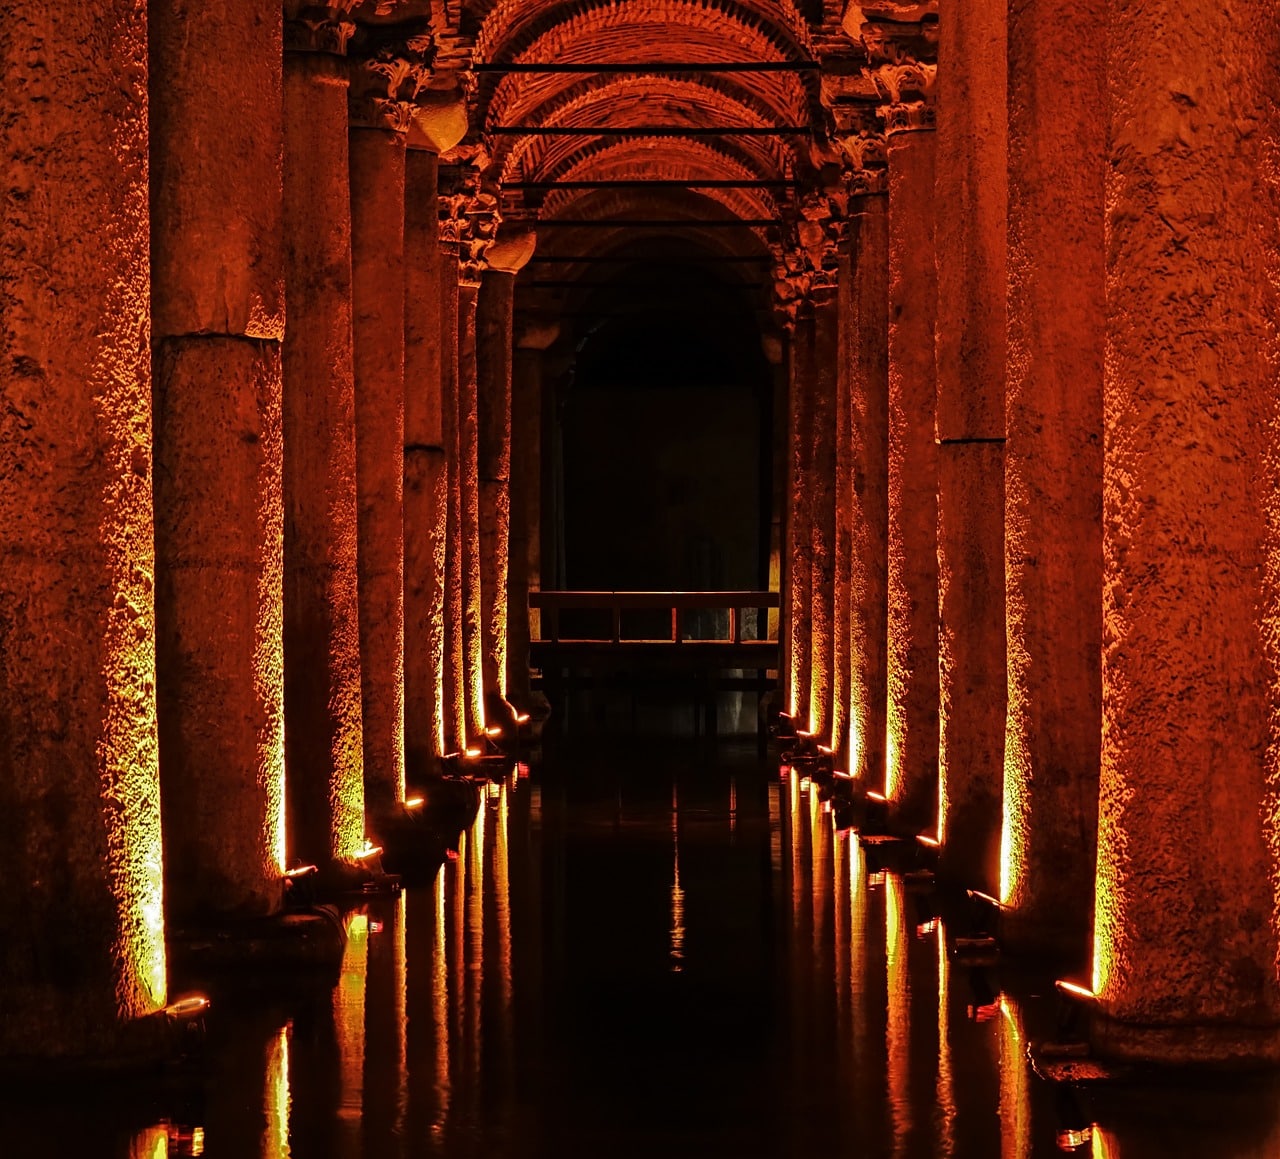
[8,752,1280,1157]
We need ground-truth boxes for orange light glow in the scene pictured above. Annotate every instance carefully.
[967,888,1000,908]
[464,746,482,759]
[265,1024,291,1159]
[405,796,425,809]
[485,725,503,738]
[284,864,318,878]
[885,874,909,1153]
[336,911,368,1126]
[999,995,1031,1156]
[866,789,886,803]
[917,834,940,849]
[1055,979,1095,1002]
[515,713,530,724]
[165,995,210,1017]
[354,841,383,861]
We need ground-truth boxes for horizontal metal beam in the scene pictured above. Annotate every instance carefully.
[527,255,772,263]
[506,178,797,190]
[475,61,819,74]
[534,218,780,228]
[523,279,766,288]
[490,126,809,137]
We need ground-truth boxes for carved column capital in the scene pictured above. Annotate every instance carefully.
[864,60,937,135]
[285,2,358,56]
[835,128,889,195]
[348,18,436,131]
[439,169,500,286]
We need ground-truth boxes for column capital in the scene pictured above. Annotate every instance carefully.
[486,227,537,276]
[285,3,358,56]
[865,60,937,135]
[439,171,501,286]
[835,127,889,196]
[348,18,436,132]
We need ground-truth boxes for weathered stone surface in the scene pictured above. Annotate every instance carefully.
[808,287,840,741]
[458,282,486,740]
[1090,0,1280,1063]
[934,0,1006,893]
[350,126,407,814]
[154,338,284,919]
[1001,0,1105,956]
[0,0,166,1057]
[282,50,365,868]
[847,194,891,790]
[786,313,815,727]
[885,126,939,830]
[440,251,467,751]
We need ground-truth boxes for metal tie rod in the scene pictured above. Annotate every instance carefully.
[490,126,809,137]
[475,61,819,74]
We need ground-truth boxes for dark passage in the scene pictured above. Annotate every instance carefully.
[4,741,1280,1158]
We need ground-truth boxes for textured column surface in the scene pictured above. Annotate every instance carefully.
[404,148,446,779]
[1000,0,1105,956]
[786,309,815,727]
[458,279,485,740]
[0,0,167,1057]
[282,46,365,869]
[1090,0,1280,1064]
[477,269,516,706]
[440,251,467,751]
[848,194,890,789]
[150,0,286,922]
[934,0,1007,892]
[885,126,940,830]
[350,124,407,815]
[832,246,854,768]
[808,285,840,741]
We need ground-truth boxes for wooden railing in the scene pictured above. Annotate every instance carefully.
[529,590,780,646]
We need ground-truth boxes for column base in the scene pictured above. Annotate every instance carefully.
[168,906,347,983]
[997,905,1091,969]
[1090,1010,1280,1069]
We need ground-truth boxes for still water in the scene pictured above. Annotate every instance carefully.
[6,740,1280,1158]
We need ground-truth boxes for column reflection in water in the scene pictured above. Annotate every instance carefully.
[936,924,956,1159]
[670,783,685,973]
[998,994,1031,1159]
[363,891,408,1153]
[129,1126,169,1159]
[265,1026,291,1159]
[467,791,486,1117]
[885,873,910,1158]
[336,910,369,1142]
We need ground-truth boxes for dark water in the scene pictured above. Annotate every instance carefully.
[6,740,1280,1158]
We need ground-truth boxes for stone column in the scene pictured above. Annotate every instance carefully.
[150,0,285,920]
[283,8,365,871]
[403,88,468,778]
[348,37,428,816]
[779,279,813,728]
[880,71,940,830]
[841,148,891,788]
[1089,0,1280,1064]
[458,272,485,741]
[404,147,447,779]
[508,318,559,707]
[807,280,840,742]
[477,230,537,715]
[934,0,1007,893]
[832,242,854,769]
[1000,0,1105,955]
[0,0,167,1056]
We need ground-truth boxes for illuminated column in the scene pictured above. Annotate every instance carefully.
[840,138,890,787]
[404,148,447,779]
[807,277,840,741]
[879,66,940,829]
[0,0,167,1055]
[437,197,466,752]
[456,197,497,742]
[1000,0,1105,954]
[508,318,560,706]
[934,0,1007,890]
[477,230,537,711]
[283,8,365,870]
[348,42,426,815]
[148,0,286,920]
[1089,0,1280,1064]
[777,269,813,727]
[832,241,854,767]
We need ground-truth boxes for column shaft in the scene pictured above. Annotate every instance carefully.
[440,252,467,750]
[808,286,840,740]
[282,49,364,868]
[848,194,890,788]
[832,246,854,768]
[885,127,939,829]
[786,314,814,726]
[934,0,1007,890]
[350,125,407,813]
[508,345,544,705]
[404,148,446,778]
[150,0,286,919]
[458,280,485,740]
[477,271,515,706]
[0,0,166,1055]
[1091,0,1280,1063]
[1001,0,1105,954]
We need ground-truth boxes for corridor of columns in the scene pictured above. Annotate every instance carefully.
[3,0,1280,1154]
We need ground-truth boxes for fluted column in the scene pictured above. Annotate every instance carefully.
[1000,0,1105,955]
[150,0,286,920]
[477,230,536,718]
[880,69,940,830]
[0,0,166,1056]
[1089,0,1280,1063]
[934,0,1007,893]
[283,8,365,871]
